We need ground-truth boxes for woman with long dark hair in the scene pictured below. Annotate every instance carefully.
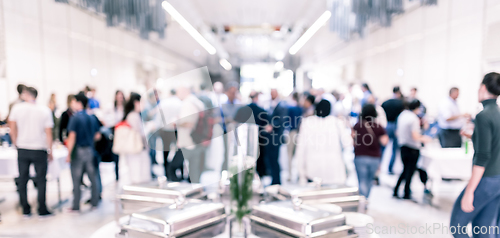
[353,104,389,198]
[119,92,151,185]
[361,83,373,107]
[450,73,500,237]
[106,90,126,180]
[113,91,126,124]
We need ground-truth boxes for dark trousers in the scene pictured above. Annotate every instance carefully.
[386,122,399,173]
[450,175,500,238]
[166,149,185,181]
[256,143,267,178]
[112,153,119,181]
[394,146,420,198]
[17,149,49,214]
[159,130,178,180]
[266,144,281,185]
[93,152,102,195]
[150,148,157,178]
[438,129,462,148]
[163,150,170,178]
[71,147,99,210]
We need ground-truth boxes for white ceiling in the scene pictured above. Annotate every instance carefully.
[191,0,314,26]
[160,0,329,65]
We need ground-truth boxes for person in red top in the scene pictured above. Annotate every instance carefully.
[352,104,389,198]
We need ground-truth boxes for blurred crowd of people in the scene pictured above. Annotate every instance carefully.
[1,72,498,227]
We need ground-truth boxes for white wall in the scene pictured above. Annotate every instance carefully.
[0,0,199,118]
[299,0,500,118]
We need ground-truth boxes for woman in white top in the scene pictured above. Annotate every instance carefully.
[120,93,151,185]
[295,100,351,184]
[107,90,125,181]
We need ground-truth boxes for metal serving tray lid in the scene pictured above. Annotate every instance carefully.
[249,201,346,237]
[251,221,358,238]
[121,180,204,201]
[277,183,359,202]
[121,201,226,237]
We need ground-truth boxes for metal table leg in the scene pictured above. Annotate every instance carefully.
[51,177,68,212]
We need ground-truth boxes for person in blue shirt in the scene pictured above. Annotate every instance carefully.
[266,89,288,185]
[286,92,303,181]
[85,86,100,109]
[66,92,101,212]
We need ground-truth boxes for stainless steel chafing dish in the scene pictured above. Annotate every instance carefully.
[271,181,366,213]
[117,201,227,238]
[119,178,205,213]
[249,201,357,238]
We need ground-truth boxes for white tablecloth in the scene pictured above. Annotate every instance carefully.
[420,146,473,181]
[0,147,69,181]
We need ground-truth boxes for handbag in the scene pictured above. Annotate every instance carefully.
[112,121,143,155]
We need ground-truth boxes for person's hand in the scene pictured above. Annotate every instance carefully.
[48,153,53,162]
[461,192,475,213]
[423,121,430,130]
[462,113,472,120]
[421,135,433,143]
[460,130,472,139]
[66,155,71,163]
[265,125,273,133]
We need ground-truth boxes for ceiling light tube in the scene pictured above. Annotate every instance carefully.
[219,59,232,71]
[289,11,331,55]
[162,1,217,55]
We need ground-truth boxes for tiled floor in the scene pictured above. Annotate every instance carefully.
[0,143,466,238]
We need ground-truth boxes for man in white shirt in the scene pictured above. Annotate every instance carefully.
[176,85,206,183]
[8,87,54,217]
[394,100,432,199]
[157,90,182,180]
[437,87,469,148]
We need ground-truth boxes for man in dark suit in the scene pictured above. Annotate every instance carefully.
[266,89,288,185]
[234,91,271,178]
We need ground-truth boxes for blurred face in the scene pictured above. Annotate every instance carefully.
[367,95,376,104]
[213,82,224,94]
[478,84,490,102]
[116,92,124,104]
[226,87,237,101]
[176,86,190,100]
[271,89,278,100]
[304,100,312,108]
[134,100,141,112]
[19,91,28,101]
[450,89,460,100]
[252,94,259,102]
[394,91,402,99]
[72,99,82,111]
[410,89,417,98]
[412,107,422,115]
